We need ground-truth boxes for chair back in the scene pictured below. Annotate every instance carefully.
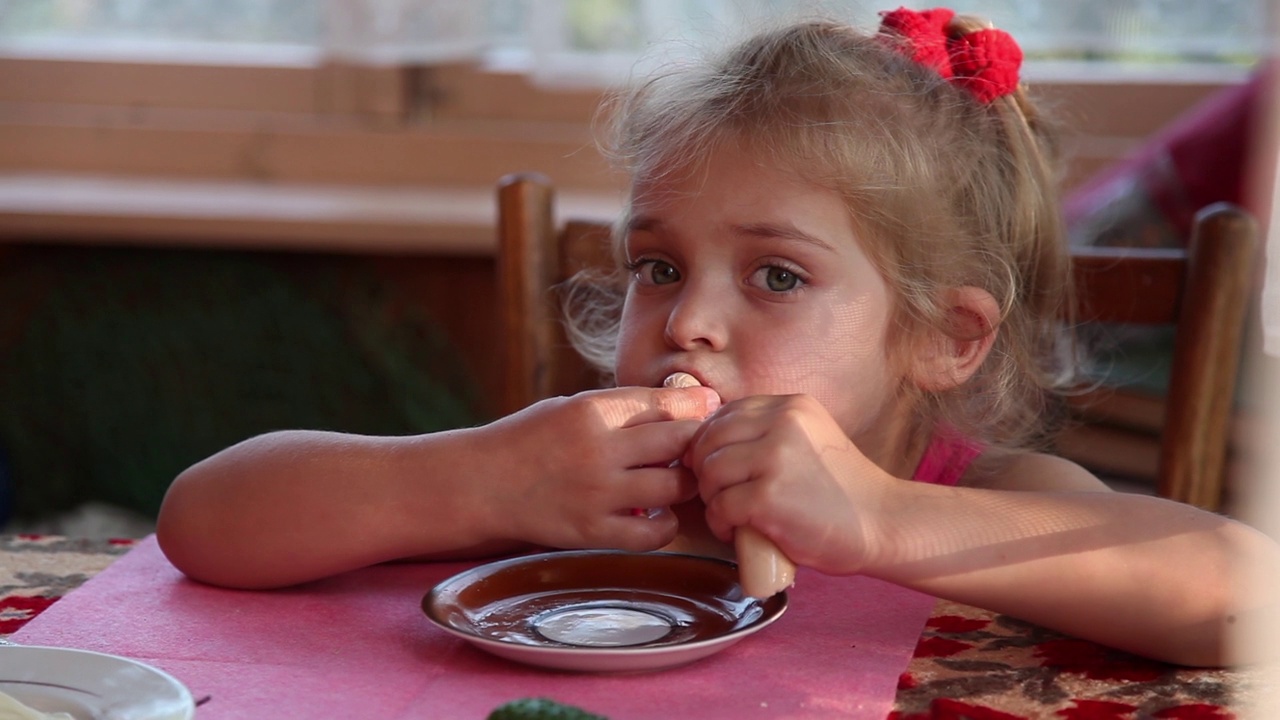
[497,173,1259,511]
[497,173,613,416]
[1064,204,1258,510]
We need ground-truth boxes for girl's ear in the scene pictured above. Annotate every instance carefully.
[907,286,1001,392]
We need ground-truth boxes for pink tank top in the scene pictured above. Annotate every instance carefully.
[910,429,982,486]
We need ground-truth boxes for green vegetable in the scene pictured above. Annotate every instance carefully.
[486,697,608,720]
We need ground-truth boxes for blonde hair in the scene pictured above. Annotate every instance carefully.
[566,17,1074,453]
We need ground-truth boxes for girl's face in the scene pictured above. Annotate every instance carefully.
[614,143,910,450]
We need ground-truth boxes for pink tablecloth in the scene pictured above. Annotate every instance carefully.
[13,536,936,719]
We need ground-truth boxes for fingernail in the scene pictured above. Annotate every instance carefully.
[700,387,722,414]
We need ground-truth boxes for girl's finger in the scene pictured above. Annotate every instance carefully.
[616,418,704,468]
[701,479,756,542]
[614,465,699,512]
[588,507,682,552]
[685,405,774,472]
[694,438,778,503]
[617,386,722,427]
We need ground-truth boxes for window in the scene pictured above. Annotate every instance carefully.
[0,0,1267,254]
[2,1,1268,80]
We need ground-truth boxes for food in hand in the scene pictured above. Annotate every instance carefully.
[487,697,608,720]
[662,371,701,389]
[661,372,795,598]
[735,525,796,598]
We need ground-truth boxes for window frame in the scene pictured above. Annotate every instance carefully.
[0,50,1252,254]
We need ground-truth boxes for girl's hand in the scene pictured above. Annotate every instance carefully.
[475,385,721,552]
[684,394,892,577]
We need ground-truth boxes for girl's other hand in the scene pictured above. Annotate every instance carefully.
[474,385,721,552]
[685,394,891,577]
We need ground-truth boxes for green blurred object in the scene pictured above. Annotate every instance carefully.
[0,244,480,523]
[1078,324,1175,396]
[487,697,608,720]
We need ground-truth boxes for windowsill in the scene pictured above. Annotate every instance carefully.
[0,173,623,255]
[1024,60,1255,85]
[0,37,326,67]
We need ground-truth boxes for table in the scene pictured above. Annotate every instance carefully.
[0,534,1269,719]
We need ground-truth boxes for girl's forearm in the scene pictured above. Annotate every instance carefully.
[865,485,1280,666]
[156,428,513,589]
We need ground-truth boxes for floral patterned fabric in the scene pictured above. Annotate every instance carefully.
[895,600,1269,719]
[1,535,1270,719]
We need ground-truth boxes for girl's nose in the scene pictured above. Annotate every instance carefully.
[663,286,728,351]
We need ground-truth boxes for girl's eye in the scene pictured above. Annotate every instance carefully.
[630,259,681,286]
[753,264,805,292]
[765,266,798,292]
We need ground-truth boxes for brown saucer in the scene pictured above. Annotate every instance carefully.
[422,550,787,672]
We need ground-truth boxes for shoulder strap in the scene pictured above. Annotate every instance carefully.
[911,429,983,486]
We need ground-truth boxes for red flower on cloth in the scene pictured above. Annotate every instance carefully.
[1056,699,1140,720]
[926,614,990,633]
[0,595,58,634]
[897,672,919,690]
[890,698,1029,720]
[912,635,972,658]
[1034,638,1166,682]
[1152,705,1234,720]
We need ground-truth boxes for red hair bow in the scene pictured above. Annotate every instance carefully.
[878,6,1023,104]
[879,7,956,78]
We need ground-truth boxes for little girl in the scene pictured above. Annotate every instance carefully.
[156,8,1280,667]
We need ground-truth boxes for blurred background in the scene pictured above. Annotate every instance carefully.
[0,0,1274,543]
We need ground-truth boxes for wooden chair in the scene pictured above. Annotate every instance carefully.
[497,173,616,418]
[496,172,1259,512]
[1057,204,1258,511]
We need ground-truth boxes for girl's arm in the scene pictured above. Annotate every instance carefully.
[688,394,1280,667]
[866,453,1280,667]
[156,385,719,589]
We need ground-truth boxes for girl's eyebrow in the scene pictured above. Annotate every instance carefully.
[733,221,837,252]
[626,215,661,234]
[626,215,838,253]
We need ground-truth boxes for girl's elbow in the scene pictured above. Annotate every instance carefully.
[155,527,278,590]
[155,491,244,588]
[154,509,216,585]
[1153,631,1229,668]
[1153,528,1280,667]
